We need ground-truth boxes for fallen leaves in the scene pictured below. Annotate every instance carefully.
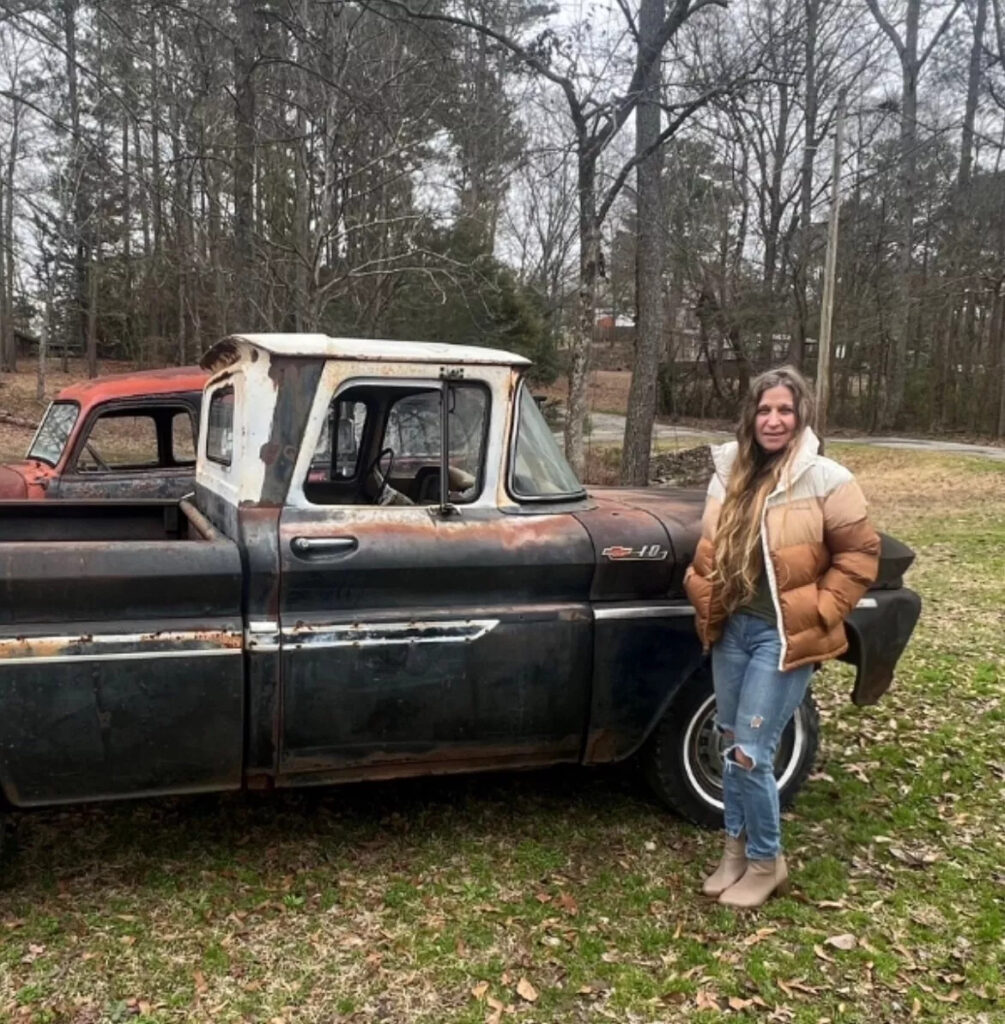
[515,977,538,1003]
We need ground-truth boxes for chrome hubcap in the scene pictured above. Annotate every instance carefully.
[683,694,807,812]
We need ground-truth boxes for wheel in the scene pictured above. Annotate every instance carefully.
[642,668,820,828]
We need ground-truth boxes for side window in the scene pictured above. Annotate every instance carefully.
[171,410,196,464]
[302,383,489,506]
[382,386,489,505]
[206,387,234,466]
[76,413,159,471]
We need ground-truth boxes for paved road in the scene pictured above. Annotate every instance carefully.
[571,412,1005,462]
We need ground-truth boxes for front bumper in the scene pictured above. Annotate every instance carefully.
[841,587,922,705]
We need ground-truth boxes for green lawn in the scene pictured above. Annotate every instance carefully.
[1,447,1003,1023]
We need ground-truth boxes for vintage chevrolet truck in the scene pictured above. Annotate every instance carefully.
[0,366,208,501]
[0,335,921,853]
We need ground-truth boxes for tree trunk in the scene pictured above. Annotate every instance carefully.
[621,0,665,486]
[0,168,8,372]
[959,0,988,188]
[566,157,600,479]
[87,247,98,378]
[791,0,819,368]
[867,0,961,427]
[37,277,54,401]
[234,0,258,329]
[122,114,134,358]
[64,0,88,365]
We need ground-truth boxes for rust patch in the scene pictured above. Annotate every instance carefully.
[584,728,619,763]
[0,630,242,660]
[200,337,242,372]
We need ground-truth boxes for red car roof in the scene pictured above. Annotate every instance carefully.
[55,366,210,405]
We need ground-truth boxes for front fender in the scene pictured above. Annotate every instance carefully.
[841,587,922,705]
[583,602,706,764]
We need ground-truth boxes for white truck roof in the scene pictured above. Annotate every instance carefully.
[202,333,531,371]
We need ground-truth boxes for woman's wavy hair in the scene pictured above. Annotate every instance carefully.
[710,366,816,613]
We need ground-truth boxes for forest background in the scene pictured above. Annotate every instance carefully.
[1,0,1004,482]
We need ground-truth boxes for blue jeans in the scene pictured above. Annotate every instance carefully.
[711,613,813,861]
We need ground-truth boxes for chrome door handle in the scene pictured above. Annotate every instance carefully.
[290,536,358,558]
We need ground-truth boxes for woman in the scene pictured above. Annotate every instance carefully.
[684,366,879,908]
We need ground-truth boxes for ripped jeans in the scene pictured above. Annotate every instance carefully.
[711,613,813,861]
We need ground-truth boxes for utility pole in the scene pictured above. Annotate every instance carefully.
[816,90,846,435]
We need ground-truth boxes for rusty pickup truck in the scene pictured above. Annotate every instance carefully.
[0,366,208,501]
[0,334,921,851]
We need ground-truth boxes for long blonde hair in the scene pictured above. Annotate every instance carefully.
[711,366,816,613]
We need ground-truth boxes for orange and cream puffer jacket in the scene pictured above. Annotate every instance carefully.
[683,427,881,672]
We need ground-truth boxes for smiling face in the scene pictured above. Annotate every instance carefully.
[754,384,799,454]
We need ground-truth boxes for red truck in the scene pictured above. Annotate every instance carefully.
[0,366,208,501]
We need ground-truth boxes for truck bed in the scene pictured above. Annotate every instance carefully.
[0,499,200,542]
[0,498,246,807]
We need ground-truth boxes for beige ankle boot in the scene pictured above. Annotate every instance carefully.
[701,833,747,897]
[718,854,789,908]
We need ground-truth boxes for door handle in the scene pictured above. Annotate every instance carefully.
[290,536,358,558]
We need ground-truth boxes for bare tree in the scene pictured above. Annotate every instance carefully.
[865,0,962,427]
[621,0,666,485]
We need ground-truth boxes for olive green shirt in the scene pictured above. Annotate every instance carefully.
[737,567,778,624]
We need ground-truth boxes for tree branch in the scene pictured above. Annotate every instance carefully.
[597,84,726,224]
[864,0,905,58]
[919,0,963,68]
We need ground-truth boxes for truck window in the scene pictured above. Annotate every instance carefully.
[76,413,160,471]
[171,410,196,464]
[206,387,234,466]
[27,401,79,466]
[509,383,585,500]
[303,383,488,505]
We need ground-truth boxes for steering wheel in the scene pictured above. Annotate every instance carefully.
[364,446,395,503]
[84,442,110,471]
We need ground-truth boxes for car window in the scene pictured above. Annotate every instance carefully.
[171,410,196,463]
[510,383,584,500]
[382,387,488,503]
[303,383,488,506]
[206,387,234,466]
[76,414,160,471]
[28,401,79,466]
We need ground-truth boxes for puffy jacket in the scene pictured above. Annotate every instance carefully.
[684,428,880,672]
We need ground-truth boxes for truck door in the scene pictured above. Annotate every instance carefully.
[275,373,596,783]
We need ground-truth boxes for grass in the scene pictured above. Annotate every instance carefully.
[1,429,1004,1021]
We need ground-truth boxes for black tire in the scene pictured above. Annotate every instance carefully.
[642,668,820,828]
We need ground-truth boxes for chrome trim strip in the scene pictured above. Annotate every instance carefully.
[0,629,243,666]
[281,618,500,650]
[2,649,241,667]
[594,605,696,621]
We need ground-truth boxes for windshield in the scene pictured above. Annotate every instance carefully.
[27,401,80,466]
[509,383,585,501]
